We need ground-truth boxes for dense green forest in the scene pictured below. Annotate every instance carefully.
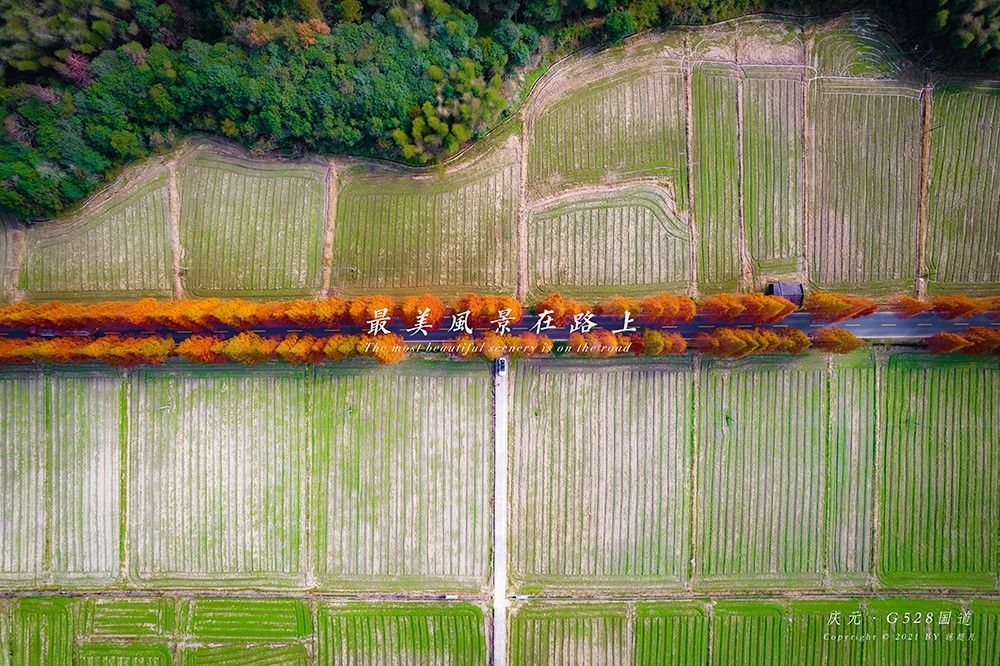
[1,0,997,218]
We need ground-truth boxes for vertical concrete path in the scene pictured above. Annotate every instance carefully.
[492,359,509,666]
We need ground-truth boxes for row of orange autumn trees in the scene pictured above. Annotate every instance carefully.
[1,292,996,331]
[0,291,996,367]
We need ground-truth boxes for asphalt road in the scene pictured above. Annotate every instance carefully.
[0,311,996,342]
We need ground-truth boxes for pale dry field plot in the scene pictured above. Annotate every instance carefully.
[332,129,519,296]
[509,359,694,592]
[19,172,175,301]
[509,352,998,594]
[0,214,21,304]
[0,15,995,300]
[176,143,329,297]
[311,363,492,592]
[0,362,493,594]
[527,184,691,298]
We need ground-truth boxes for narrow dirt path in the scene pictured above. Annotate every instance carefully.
[683,59,701,298]
[916,73,933,298]
[322,160,339,297]
[799,34,812,285]
[10,223,25,302]
[167,161,183,298]
[516,119,531,301]
[735,69,753,291]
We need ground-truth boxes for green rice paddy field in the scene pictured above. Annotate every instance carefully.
[0,351,996,663]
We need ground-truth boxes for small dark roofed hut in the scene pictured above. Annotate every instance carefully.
[764,282,804,306]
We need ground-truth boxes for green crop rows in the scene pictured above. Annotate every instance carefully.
[528,64,689,202]
[0,362,493,594]
[741,67,804,277]
[691,64,742,290]
[926,82,1000,294]
[809,79,922,296]
[0,596,486,665]
[510,353,999,593]
[511,598,999,665]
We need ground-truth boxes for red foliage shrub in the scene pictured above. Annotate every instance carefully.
[929,296,988,320]
[926,327,1000,355]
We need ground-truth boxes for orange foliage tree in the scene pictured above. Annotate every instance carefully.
[532,294,592,326]
[356,333,407,364]
[740,293,797,323]
[594,296,641,318]
[925,331,971,354]
[639,293,697,325]
[929,296,988,320]
[215,332,279,364]
[479,331,507,360]
[322,334,359,362]
[514,332,554,357]
[453,294,523,327]
[11,337,90,363]
[803,292,876,323]
[450,333,478,359]
[176,335,227,363]
[641,329,687,355]
[78,335,175,367]
[698,293,796,324]
[567,328,626,357]
[347,296,396,327]
[275,334,327,364]
[696,294,744,321]
[888,295,933,319]
[926,327,1000,354]
[810,328,867,353]
[400,294,446,329]
[693,327,810,358]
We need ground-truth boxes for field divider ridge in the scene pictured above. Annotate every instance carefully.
[916,71,933,298]
[321,161,338,297]
[682,59,700,297]
[166,161,183,298]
